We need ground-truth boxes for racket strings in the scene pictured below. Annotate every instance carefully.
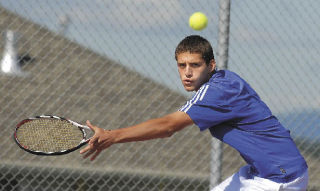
[16,119,84,153]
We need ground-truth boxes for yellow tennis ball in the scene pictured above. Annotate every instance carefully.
[189,12,208,31]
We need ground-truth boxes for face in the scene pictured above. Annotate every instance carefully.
[176,52,215,91]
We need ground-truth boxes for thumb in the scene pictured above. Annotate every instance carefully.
[86,120,98,131]
[86,120,100,145]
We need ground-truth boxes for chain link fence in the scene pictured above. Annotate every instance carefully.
[0,0,319,190]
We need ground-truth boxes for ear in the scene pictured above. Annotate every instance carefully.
[209,59,216,73]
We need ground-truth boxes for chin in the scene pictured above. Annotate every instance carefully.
[184,86,196,92]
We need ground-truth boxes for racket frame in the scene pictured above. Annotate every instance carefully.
[14,115,90,155]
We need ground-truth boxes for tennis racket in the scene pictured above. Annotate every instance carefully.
[14,115,93,155]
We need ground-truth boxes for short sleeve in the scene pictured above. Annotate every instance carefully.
[179,84,237,131]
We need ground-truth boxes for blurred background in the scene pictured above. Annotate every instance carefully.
[0,0,319,190]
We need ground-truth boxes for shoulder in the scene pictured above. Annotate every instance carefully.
[210,70,244,83]
[183,70,248,106]
[206,70,245,92]
[200,70,249,104]
[208,70,250,93]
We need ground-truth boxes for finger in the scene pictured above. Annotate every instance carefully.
[89,136,99,145]
[98,137,105,144]
[86,120,98,131]
[90,149,102,161]
[80,140,97,154]
[83,148,96,159]
[101,142,112,149]
[86,120,94,129]
[79,144,92,154]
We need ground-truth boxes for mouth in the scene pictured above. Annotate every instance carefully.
[183,79,193,86]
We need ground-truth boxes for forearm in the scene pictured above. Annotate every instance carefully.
[111,111,192,143]
[112,118,175,143]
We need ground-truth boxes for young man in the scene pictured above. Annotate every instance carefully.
[80,35,308,190]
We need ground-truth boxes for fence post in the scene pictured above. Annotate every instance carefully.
[210,0,231,189]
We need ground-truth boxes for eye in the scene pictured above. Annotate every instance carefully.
[191,63,201,67]
[178,63,186,68]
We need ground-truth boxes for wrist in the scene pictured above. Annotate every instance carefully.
[107,129,120,144]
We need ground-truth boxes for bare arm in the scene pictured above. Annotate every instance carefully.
[80,111,193,160]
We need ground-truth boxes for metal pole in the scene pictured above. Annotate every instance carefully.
[0,30,24,76]
[210,0,231,189]
[217,0,231,70]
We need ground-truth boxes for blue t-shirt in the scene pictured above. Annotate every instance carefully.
[179,70,307,183]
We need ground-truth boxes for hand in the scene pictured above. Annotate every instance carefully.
[80,120,114,161]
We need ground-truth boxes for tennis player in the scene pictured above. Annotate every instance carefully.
[80,35,308,190]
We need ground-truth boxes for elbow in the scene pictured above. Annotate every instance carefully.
[165,129,175,138]
[157,113,190,138]
[163,124,179,138]
[160,131,175,138]
[156,125,176,138]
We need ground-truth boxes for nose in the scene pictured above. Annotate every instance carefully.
[185,66,192,78]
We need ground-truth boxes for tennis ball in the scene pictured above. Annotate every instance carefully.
[189,12,208,31]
